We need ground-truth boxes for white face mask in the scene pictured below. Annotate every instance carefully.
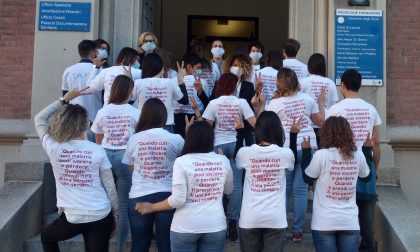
[96,49,108,60]
[141,42,156,54]
[211,47,225,58]
[230,66,244,77]
[249,52,263,62]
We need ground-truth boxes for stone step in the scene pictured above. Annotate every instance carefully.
[25,233,314,252]
[0,181,43,252]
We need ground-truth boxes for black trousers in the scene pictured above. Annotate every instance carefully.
[356,200,376,252]
[41,212,113,252]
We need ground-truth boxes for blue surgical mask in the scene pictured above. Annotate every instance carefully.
[132,62,140,69]
[194,69,203,77]
[141,42,156,54]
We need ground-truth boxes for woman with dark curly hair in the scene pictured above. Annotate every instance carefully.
[300,116,372,252]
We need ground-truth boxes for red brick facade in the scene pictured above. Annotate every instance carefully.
[387,0,420,126]
[0,0,35,119]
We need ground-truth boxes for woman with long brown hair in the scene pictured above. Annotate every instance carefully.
[123,98,184,252]
[266,67,325,242]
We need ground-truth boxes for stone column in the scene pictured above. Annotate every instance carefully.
[288,0,329,63]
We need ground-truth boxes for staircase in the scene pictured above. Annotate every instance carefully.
[24,191,316,251]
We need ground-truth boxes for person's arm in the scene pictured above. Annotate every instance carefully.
[177,84,189,105]
[311,87,326,127]
[372,125,381,179]
[359,147,372,182]
[175,61,189,105]
[34,90,81,140]
[301,137,316,185]
[99,167,119,215]
[289,117,301,162]
[95,134,104,145]
[81,70,106,95]
[135,183,187,214]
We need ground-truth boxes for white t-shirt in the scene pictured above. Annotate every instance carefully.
[267,92,319,150]
[170,152,233,233]
[90,104,140,150]
[300,74,339,127]
[326,98,382,149]
[132,77,184,125]
[305,148,370,231]
[202,96,255,146]
[42,135,112,212]
[256,67,278,104]
[122,128,184,198]
[236,144,294,229]
[167,69,178,79]
[283,58,310,79]
[252,64,261,71]
[62,62,101,122]
[87,65,142,105]
[201,67,217,96]
[173,75,209,114]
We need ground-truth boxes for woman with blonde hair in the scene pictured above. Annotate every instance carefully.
[266,67,325,242]
[137,32,159,67]
[34,89,118,252]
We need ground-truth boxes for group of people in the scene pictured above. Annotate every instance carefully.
[34,32,381,252]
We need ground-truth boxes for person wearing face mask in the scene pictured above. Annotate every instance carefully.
[131,53,189,133]
[210,54,256,155]
[173,53,210,138]
[94,39,111,69]
[248,41,265,71]
[82,47,142,105]
[137,32,159,68]
[61,40,105,142]
[190,35,220,94]
[211,39,225,72]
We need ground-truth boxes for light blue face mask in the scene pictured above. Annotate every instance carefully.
[132,62,141,69]
[194,69,203,77]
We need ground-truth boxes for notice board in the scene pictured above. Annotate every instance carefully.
[39,1,91,32]
[335,9,383,86]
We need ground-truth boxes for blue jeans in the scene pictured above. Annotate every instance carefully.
[285,150,308,233]
[105,149,131,251]
[312,230,360,252]
[128,192,174,252]
[215,142,241,221]
[170,230,225,252]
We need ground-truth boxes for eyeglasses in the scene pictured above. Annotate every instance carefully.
[144,40,155,43]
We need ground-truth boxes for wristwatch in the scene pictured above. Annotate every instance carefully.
[59,97,69,105]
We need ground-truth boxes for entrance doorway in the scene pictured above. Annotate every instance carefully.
[187,15,259,55]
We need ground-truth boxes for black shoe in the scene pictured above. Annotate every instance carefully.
[227,219,238,241]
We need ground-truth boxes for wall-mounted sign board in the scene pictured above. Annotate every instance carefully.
[39,1,91,32]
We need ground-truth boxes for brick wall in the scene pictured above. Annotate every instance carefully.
[0,0,35,119]
[387,0,420,125]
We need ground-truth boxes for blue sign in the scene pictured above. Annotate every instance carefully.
[335,9,383,86]
[39,1,91,32]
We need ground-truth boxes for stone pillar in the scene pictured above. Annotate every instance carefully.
[288,0,329,63]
